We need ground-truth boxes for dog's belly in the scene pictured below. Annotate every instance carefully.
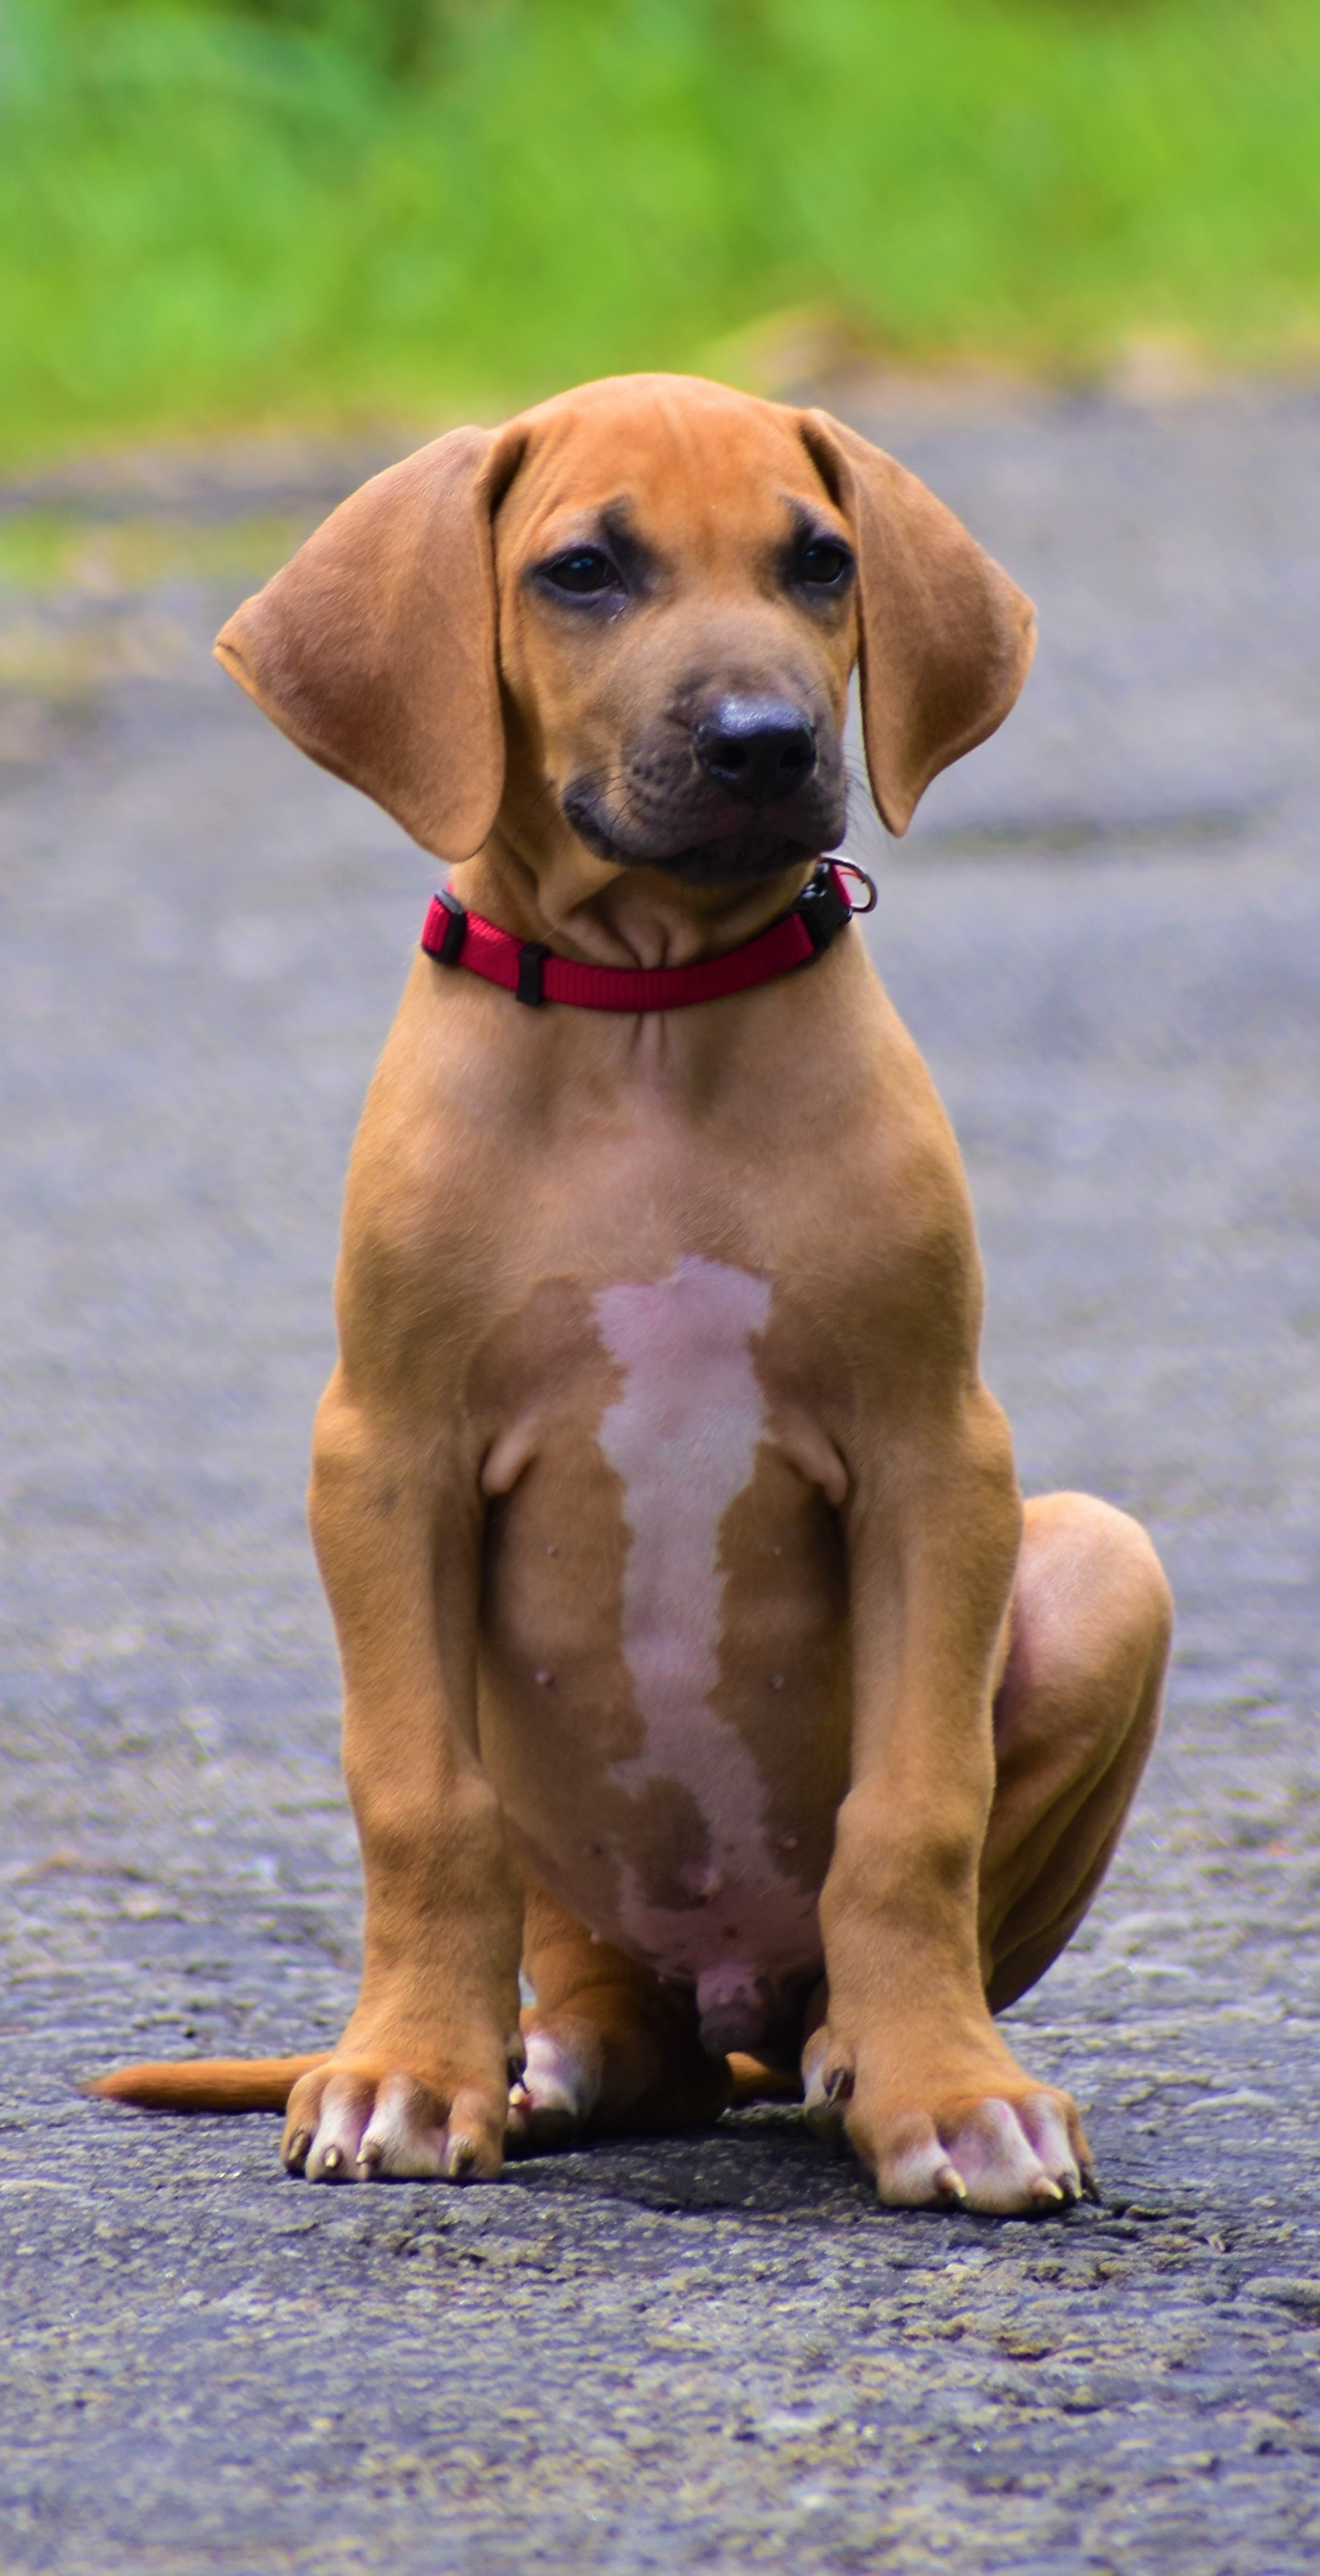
[477,1257,850,2050]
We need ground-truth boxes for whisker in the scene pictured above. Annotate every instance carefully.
[508,773,559,840]
[595,774,652,855]
[841,763,891,866]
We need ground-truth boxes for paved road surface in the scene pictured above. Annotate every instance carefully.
[3,383,1320,2573]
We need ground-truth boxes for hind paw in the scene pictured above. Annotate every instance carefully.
[505,2020,601,2154]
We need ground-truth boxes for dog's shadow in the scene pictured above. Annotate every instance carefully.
[503,2104,888,2224]
[503,2106,1111,2237]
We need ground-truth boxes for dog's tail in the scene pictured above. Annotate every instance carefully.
[87,2046,800,2117]
[726,2052,801,2107]
[84,2054,327,2113]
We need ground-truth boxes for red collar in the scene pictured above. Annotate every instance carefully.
[421,861,869,1012]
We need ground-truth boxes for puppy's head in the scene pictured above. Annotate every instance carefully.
[216,374,1034,884]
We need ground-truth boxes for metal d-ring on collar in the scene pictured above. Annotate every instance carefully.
[830,858,879,914]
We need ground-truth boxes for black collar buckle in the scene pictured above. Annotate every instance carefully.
[432,884,468,965]
[794,864,854,956]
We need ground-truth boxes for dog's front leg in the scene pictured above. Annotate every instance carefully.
[810,1392,1093,2215]
[282,1378,524,2184]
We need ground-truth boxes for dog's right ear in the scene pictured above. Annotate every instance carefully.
[214,424,524,864]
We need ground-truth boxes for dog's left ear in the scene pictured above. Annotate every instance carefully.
[214,422,526,864]
[800,409,1035,836]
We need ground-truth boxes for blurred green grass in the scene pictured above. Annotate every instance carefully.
[3,0,1320,467]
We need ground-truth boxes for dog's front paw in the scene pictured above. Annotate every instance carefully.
[283,2054,512,2184]
[803,2031,1095,2215]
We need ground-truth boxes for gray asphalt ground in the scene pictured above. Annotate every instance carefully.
[3,380,1320,2575]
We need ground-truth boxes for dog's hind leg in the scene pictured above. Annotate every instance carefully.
[509,1875,732,2152]
[977,1489,1172,2014]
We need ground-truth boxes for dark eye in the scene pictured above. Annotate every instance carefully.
[798,539,852,589]
[541,547,622,597]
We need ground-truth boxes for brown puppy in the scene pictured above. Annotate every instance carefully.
[92,375,1171,2212]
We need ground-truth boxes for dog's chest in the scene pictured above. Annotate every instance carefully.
[476,1257,850,2041]
[594,1256,772,1755]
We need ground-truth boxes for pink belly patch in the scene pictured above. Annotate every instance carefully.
[594,1257,817,2050]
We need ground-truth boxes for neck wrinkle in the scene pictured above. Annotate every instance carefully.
[453,828,817,972]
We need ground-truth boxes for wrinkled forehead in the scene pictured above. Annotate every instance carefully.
[494,378,842,566]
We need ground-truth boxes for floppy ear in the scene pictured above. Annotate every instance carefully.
[800,409,1035,836]
[214,423,524,864]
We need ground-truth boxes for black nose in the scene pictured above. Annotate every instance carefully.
[694,695,817,803]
